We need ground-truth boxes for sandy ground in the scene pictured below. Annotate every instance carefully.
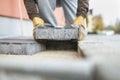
[0,50,80,60]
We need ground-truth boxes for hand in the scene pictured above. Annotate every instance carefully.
[32,17,44,27]
[71,16,85,28]
[71,16,86,41]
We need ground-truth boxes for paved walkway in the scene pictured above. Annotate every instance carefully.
[0,34,120,80]
[79,34,120,80]
[79,35,120,57]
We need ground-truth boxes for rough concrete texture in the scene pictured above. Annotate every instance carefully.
[79,35,120,80]
[34,27,78,40]
[0,36,78,55]
[0,37,46,55]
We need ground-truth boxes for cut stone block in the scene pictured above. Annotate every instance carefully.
[0,37,46,55]
[34,27,78,40]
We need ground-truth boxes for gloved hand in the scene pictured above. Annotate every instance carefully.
[32,17,45,28]
[32,17,45,39]
[71,16,86,41]
[72,16,85,28]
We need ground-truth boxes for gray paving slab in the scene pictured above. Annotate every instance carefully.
[0,36,78,55]
[79,35,120,57]
[79,34,120,80]
[34,27,78,40]
[0,36,46,55]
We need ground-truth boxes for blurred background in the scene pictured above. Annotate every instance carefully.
[88,0,120,35]
[0,0,120,37]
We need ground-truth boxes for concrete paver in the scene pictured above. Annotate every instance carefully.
[35,27,78,40]
[79,34,120,80]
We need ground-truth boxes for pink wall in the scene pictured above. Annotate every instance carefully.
[0,0,65,25]
[0,0,29,19]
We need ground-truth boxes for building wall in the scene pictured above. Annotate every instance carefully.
[0,0,28,19]
[0,16,33,37]
[0,0,65,23]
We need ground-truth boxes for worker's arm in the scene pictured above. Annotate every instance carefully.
[72,0,89,27]
[72,0,89,41]
[24,0,44,27]
[77,0,89,18]
[24,0,39,20]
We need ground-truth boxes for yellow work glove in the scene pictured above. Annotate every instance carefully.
[32,17,44,39]
[72,16,85,28]
[32,17,45,28]
[71,16,86,41]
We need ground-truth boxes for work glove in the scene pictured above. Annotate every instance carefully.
[32,17,44,40]
[32,17,45,28]
[71,16,86,41]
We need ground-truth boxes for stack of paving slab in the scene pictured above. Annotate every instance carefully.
[0,27,78,55]
[34,27,78,51]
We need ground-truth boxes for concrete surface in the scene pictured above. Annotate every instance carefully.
[0,44,94,80]
[34,27,78,40]
[79,34,120,80]
[0,36,78,55]
[0,50,79,60]
[0,36,46,55]
[0,57,95,80]
[1,34,120,80]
